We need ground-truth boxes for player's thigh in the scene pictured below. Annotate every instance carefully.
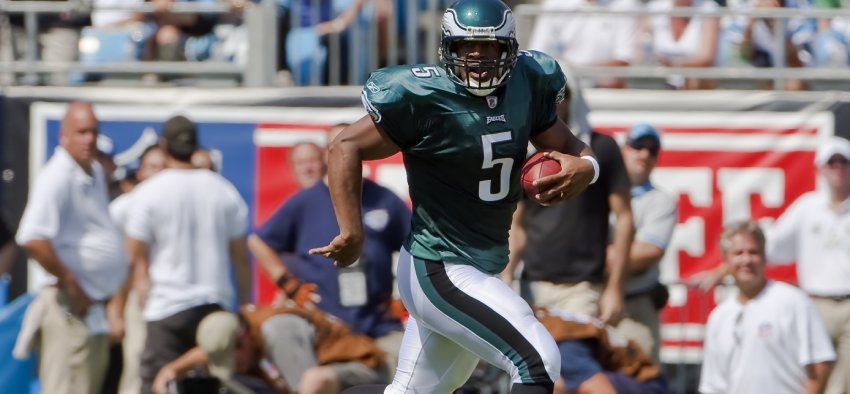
[396,249,560,385]
[388,315,479,394]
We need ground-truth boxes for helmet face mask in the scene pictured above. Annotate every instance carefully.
[440,0,518,97]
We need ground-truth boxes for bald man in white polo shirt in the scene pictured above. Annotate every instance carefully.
[16,101,128,394]
[766,136,850,394]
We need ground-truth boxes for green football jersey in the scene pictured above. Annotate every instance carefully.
[361,50,567,274]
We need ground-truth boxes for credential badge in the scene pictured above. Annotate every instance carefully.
[486,96,498,109]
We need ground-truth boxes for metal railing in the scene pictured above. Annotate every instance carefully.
[3,1,850,89]
[283,0,446,86]
[0,0,277,86]
[513,4,850,90]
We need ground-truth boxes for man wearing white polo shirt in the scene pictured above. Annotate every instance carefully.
[16,101,128,394]
[766,136,850,394]
[700,220,834,394]
[125,115,251,394]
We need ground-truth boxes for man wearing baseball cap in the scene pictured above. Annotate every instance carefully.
[762,136,850,394]
[150,305,389,394]
[616,123,677,363]
[125,115,252,394]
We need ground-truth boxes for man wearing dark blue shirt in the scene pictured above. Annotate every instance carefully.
[247,128,410,394]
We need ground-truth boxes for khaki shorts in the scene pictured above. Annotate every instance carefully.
[812,296,850,394]
[520,280,603,316]
[35,287,110,394]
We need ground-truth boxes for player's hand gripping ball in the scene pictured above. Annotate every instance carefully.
[521,151,562,203]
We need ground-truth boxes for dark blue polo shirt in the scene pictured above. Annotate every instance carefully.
[256,180,409,338]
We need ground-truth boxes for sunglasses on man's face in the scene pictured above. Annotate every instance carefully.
[827,156,850,167]
[628,138,660,156]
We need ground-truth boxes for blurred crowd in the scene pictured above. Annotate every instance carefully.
[2,0,850,88]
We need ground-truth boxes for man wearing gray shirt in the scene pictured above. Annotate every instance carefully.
[614,123,677,362]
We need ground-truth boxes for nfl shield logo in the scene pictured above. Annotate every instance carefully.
[486,96,498,109]
[758,322,773,338]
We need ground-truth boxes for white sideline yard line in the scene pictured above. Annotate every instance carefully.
[660,346,705,364]
[661,323,706,341]
[253,129,327,146]
[635,133,822,151]
[590,111,833,130]
[592,110,835,151]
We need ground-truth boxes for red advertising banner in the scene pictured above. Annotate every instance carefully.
[592,111,834,362]
[252,110,835,363]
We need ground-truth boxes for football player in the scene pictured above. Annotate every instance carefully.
[310,0,599,393]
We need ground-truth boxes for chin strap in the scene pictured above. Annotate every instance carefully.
[467,87,497,97]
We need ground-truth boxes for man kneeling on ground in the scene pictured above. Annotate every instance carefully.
[536,307,669,394]
[152,304,387,394]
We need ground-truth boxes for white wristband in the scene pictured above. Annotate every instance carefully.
[581,155,600,185]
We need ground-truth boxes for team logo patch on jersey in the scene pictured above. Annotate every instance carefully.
[361,91,382,123]
[486,114,506,125]
[486,96,498,109]
[556,82,566,104]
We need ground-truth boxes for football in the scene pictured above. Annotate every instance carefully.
[521,151,561,200]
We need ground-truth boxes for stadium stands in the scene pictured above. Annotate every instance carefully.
[3,0,850,89]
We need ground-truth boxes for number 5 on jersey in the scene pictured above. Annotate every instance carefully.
[479,132,514,201]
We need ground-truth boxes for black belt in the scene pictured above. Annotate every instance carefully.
[812,294,850,302]
[627,283,669,310]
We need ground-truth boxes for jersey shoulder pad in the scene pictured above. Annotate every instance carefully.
[366,66,412,94]
[365,64,445,98]
[363,64,447,123]
[516,50,567,103]
[362,66,408,126]
[517,50,564,80]
[362,65,446,148]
